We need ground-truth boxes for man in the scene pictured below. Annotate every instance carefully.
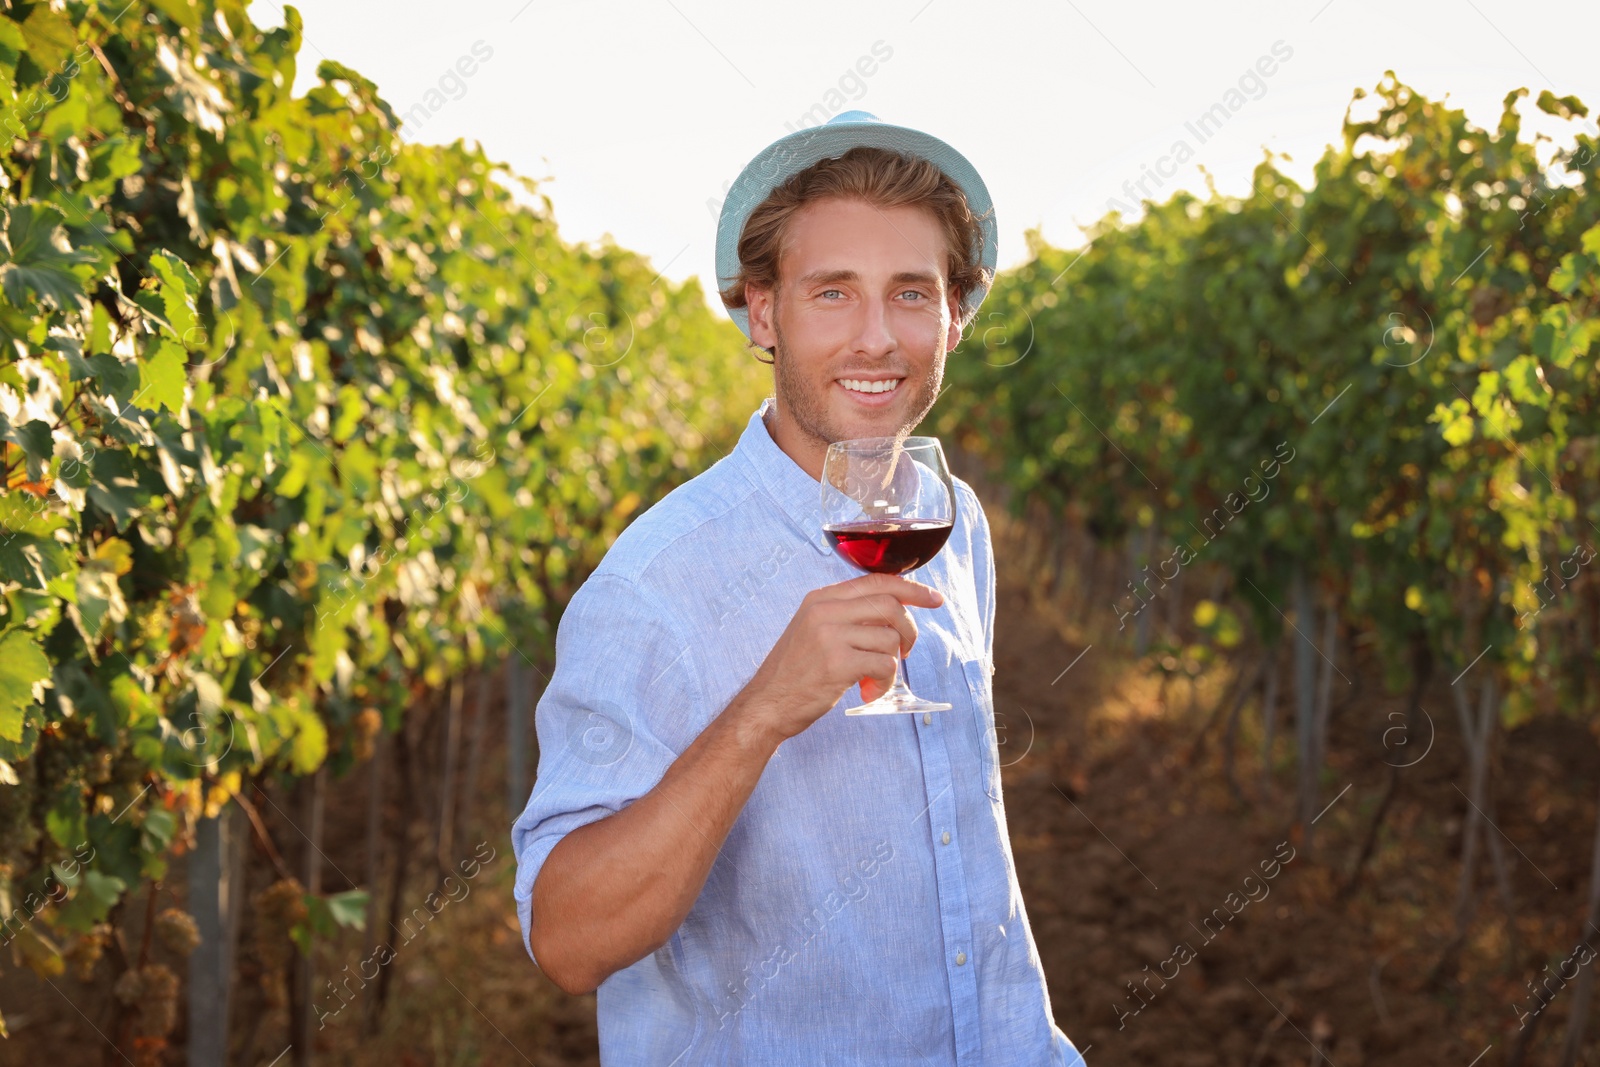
[512,111,1084,1065]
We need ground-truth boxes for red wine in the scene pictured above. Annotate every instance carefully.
[824,520,953,575]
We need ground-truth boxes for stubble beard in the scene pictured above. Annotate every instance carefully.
[768,304,945,448]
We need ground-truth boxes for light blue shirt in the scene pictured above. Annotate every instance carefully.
[512,397,1085,1066]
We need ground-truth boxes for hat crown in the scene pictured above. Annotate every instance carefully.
[827,110,879,126]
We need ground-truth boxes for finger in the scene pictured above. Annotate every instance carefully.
[862,574,944,608]
[851,651,900,698]
[842,621,902,659]
[831,596,918,655]
[830,573,944,609]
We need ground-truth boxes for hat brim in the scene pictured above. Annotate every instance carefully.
[715,114,998,341]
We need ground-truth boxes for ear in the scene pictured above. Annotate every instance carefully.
[748,284,777,351]
[946,292,964,351]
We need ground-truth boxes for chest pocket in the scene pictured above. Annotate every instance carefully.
[960,656,1002,802]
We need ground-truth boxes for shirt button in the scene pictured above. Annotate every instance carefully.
[922,712,931,725]
[955,951,967,966]
[941,831,951,845]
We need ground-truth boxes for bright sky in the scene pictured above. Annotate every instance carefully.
[247,0,1598,322]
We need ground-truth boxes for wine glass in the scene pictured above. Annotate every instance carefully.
[820,436,956,716]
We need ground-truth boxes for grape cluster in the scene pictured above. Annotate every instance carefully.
[154,907,200,956]
[64,924,111,983]
[0,761,38,866]
[113,961,180,1067]
[84,747,114,787]
[352,707,382,762]
[250,877,307,1005]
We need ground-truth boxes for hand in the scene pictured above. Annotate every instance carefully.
[737,573,944,742]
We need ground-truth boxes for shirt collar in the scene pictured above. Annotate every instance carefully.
[733,397,833,556]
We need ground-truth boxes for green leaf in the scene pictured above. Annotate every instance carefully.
[87,448,155,530]
[149,250,200,343]
[141,807,176,850]
[0,530,75,593]
[288,705,326,774]
[39,86,88,141]
[45,331,94,381]
[56,870,126,929]
[110,673,160,730]
[1,415,52,463]
[139,340,188,414]
[18,5,76,73]
[332,384,365,443]
[85,352,139,398]
[300,888,367,945]
[1535,89,1589,120]
[1550,256,1580,297]
[0,18,27,91]
[71,536,131,645]
[275,448,315,498]
[1432,397,1475,447]
[1578,224,1600,258]
[1470,371,1501,417]
[0,629,52,743]
[0,203,95,309]
[0,296,36,358]
[13,926,64,979]
[324,888,369,930]
[1503,355,1551,408]
[148,0,204,34]
[46,786,86,850]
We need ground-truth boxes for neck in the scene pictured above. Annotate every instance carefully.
[762,401,826,482]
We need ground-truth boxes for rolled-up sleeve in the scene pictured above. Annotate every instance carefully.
[511,570,705,967]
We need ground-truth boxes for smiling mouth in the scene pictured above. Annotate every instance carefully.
[837,377,904,395]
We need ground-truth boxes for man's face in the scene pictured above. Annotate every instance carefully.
[747,197,963,460]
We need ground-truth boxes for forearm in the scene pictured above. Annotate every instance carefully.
[528,687,782,994]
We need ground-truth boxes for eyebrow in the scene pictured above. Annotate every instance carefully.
[796,269,945,288]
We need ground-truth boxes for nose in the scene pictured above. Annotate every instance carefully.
[850,292,896,358]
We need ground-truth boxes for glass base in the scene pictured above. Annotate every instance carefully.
[844,676,953,716]
[845,696,953,716]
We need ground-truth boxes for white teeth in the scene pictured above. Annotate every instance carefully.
[839,378,901,394]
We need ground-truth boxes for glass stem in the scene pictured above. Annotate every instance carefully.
[884,648,915,698]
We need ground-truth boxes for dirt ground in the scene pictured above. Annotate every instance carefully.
[991,526,1600,1067]
[319,514,1599,1067]
[7,511,1600,1065]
